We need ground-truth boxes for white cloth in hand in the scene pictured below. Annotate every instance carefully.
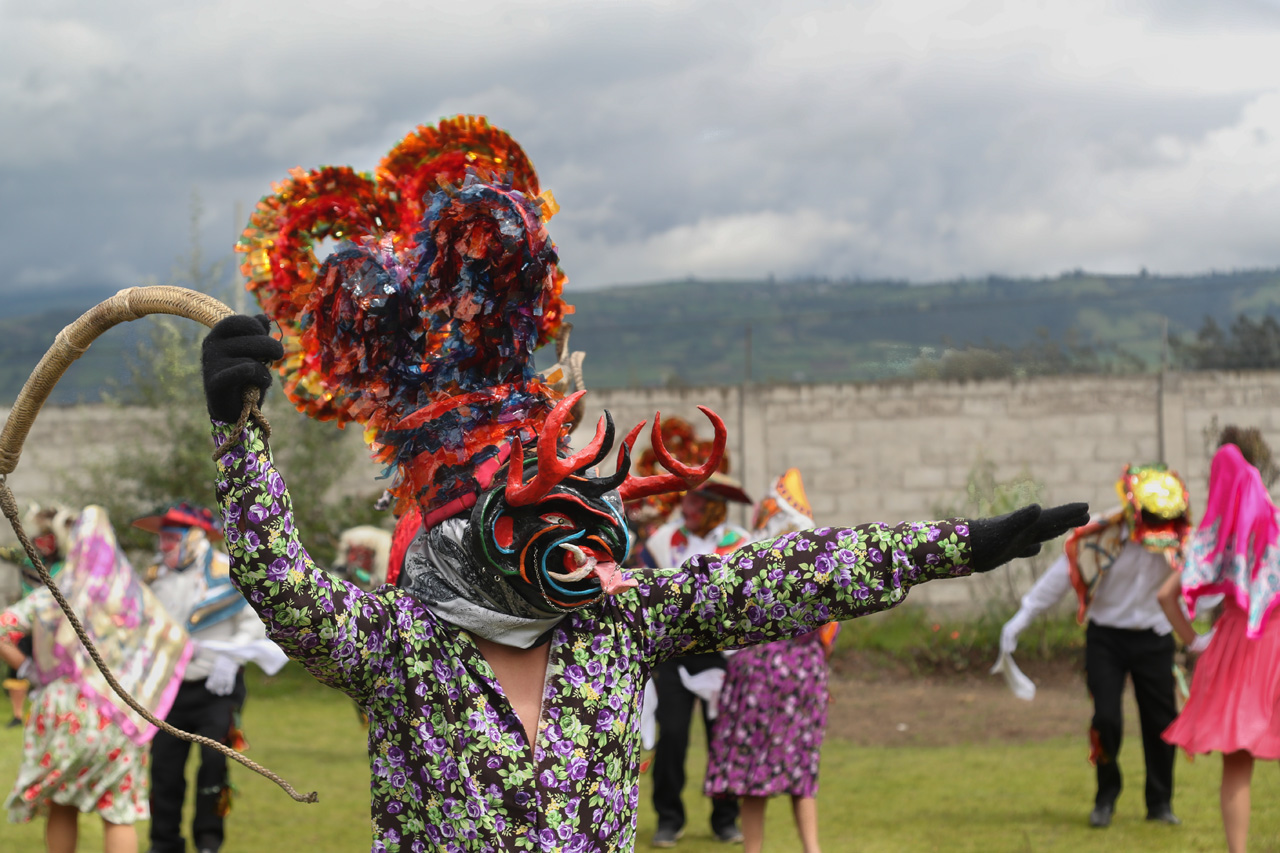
[1188,629,1215,655]
[204,655,239,696]
[1000,609,1032,656]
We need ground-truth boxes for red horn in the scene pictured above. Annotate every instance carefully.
[505,391,610,506]
[616,406,726,502]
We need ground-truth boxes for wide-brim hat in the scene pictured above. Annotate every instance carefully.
[131,502,223,541]
[692,472,752,505]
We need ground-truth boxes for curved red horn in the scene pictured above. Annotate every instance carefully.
[616,406,726,502]
[505,391,611,506]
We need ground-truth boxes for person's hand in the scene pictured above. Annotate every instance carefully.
[968,503,1090,573]
[202,314,284,422]
[15,658,42,689]
[1000,610,1032,656]
[1188,629,1215,655]
[204,655,239,697]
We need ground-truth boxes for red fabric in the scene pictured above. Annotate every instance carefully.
[386,507,423,588]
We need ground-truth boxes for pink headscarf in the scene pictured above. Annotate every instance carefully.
[27,506,192,744]
[1182,443,1280,638]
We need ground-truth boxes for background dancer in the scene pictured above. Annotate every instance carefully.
[0,505,74,729]
[998,464,1189,828]
[1161,427,1280,853]
[0,507,189,853]
[646,473,753,847]
[704,469,839,853]
[134,502,277,853]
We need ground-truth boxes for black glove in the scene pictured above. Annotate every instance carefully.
[201,314,284,422]
[967,502,1089,573]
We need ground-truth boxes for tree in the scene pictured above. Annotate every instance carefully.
[1171,313,1280,370]
[62,199,386,561]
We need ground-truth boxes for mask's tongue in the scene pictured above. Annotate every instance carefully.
[553,544,637,595]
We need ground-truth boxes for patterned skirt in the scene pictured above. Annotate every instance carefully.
[4,680,149,824]
[704,634,830,798]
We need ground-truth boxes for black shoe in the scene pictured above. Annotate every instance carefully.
[5,716,21,728]
[714,824,744,843]
[1146,806,1181,825]
[651,826,684,848]
[1088,803,1114,828]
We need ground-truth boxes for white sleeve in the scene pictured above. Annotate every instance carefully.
[1017,553,1072,620]
[228,600,269,645]
[645,523,678,570]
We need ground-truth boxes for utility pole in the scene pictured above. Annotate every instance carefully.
[1157,315,1168,463]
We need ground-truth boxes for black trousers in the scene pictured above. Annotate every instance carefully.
[651,657,740,834]
[149,672,247,853]
[1084,622,1177,812]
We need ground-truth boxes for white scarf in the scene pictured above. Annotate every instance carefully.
[399,517,564,649]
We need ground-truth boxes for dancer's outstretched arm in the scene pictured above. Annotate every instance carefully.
[619,504,1088,663]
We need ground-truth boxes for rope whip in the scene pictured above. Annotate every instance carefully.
[0,286,316,803]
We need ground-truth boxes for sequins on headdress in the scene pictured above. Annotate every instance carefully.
[236,116,571,519]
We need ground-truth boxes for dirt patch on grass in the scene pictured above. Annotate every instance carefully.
[825,656,1096,748]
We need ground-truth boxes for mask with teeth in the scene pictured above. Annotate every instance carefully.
[462,391,727,614]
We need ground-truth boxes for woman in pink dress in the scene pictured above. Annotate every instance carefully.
[1160,428,1280,853]
[0,507,190,853]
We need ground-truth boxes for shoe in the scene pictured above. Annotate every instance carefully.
[714,825,744,843]
[651,826,684,848]
[1088,803,1114,828]
[1147,806,1181,825]
[5,716,21,729]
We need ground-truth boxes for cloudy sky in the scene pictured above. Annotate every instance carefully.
[4,0,1280,300]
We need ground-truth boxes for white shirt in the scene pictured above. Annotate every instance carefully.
[151,562,267,681]
[1019,542,1173,634]
[645,518,751,570]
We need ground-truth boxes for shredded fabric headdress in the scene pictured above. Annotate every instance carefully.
[237,116,572,522]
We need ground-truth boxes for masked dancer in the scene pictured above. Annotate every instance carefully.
[998,464,1189,828]
[134,502,280,853]
[205,114,1089,851]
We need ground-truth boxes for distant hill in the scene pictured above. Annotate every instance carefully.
[564,269,1280,387]
[2,270,1278,404]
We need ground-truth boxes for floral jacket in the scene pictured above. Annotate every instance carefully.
[214,422,973,852]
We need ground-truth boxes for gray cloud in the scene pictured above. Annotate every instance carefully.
[3,0,1280,300]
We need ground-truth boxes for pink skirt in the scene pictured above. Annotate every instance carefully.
[1163,598,1280,758]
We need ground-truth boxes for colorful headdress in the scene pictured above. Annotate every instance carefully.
[751,467,814,538]
[238,116,726,536]
[1116,463,1190,551]
[238,116,574,522]
[131,501,223,540]
[624,416,731,524]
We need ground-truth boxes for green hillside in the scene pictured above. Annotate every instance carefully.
[2,269,1277,404]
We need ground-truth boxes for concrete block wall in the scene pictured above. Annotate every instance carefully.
[7,369,1280,613]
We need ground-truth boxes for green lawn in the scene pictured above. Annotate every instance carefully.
[3,665,1279,851]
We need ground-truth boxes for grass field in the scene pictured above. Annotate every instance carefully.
[3,664,1279,852]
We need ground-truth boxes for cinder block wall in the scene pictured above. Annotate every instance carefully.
[5,370,1280,613]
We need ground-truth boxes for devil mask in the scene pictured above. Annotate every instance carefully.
[398,392,726,639]
[467,417,634,614]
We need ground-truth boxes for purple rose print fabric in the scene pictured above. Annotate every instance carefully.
[704,631,831,799]
[213,422,971,852]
